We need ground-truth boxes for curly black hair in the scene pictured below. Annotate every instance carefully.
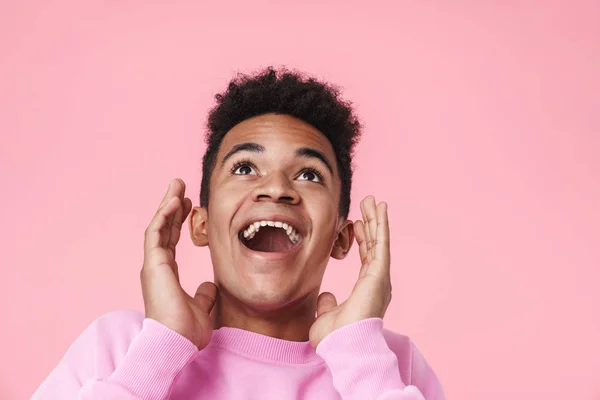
[200,66,362,218]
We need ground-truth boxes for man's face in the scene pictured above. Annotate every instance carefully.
[190,113,352,311]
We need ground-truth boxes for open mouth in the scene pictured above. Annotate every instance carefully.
[238,220,302,253]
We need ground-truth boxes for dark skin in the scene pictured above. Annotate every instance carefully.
[141,113,392,349]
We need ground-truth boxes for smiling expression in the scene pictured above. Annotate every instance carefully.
[189,113,353,311]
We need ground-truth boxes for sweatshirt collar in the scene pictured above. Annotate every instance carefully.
[207,326,324,365]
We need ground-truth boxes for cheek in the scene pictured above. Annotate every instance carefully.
[307,203,339,244]
[208,194,234,236]
[208,182,250,238]
[305,185,340,218]
[213,178,250,204]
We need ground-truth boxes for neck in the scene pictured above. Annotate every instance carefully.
[211,288,318,342]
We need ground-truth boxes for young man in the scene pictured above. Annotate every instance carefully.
[32,67,445,399]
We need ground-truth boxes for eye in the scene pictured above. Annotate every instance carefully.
[297,168,323,183]
[232,162,257,176]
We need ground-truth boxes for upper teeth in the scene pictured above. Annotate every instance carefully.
[242,220,300,244]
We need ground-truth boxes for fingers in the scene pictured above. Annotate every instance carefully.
[144,196,180,253]
[359,198,372,249]
[353,220,368,266]
[316,292,338,317]
[375,202,390,265]
[144,179,189,253]
[159,178,185,209]
[182,197,193,221]
[163,179,186,248]
[358,196,391,275]
[363,196,378,246]
[157,179,185,242]
[194,281,218,314]
[169,197,192,252]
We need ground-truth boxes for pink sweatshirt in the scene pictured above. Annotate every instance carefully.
[32,310,445,399]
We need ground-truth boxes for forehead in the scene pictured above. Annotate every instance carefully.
[217,114,336,164]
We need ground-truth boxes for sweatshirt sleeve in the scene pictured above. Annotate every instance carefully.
[316,318,442,400]
[31,310,199,400]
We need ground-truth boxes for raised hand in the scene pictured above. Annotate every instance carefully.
[141,178,217,350]
[309,195,392,348]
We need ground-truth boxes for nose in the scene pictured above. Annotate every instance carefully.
[251,172,300,205]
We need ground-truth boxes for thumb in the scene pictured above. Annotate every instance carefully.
[194,281,218,314]
[316,292,337,317]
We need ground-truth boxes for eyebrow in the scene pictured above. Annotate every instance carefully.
[221,142,265,167]
[295,147,334,175]
[220,141,334,175]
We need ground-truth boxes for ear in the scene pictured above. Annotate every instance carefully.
[331,218,354,260]
[189,206,209,247]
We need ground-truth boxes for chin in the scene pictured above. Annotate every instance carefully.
[245,276,297,307]
[222,272,303,312]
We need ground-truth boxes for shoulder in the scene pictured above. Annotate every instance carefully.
[381,329,414,382]
[32,309,146,398]
[382,328,446,400]
[64,309,146,377]
[67,309,145,350]
[89,309,145,339]
[85,309,145,355]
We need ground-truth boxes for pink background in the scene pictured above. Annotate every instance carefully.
[1,1,599,399]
